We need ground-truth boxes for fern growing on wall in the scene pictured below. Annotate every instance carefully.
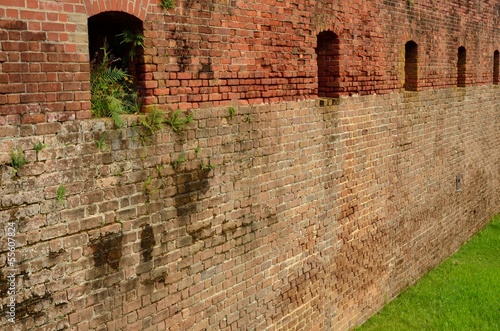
[90,42,141,127]
[116,30,145,63]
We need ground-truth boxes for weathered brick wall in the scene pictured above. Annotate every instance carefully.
[0,87,499,330]
[1,0,500,330]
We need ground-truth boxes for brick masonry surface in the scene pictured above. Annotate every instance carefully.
[2,0,500,119]
[0,88,499,330]
[0,0,500,330]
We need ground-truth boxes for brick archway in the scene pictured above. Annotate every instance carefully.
[83,0,152,20]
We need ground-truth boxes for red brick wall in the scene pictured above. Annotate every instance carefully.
[0,0,91,124]
[2,0,500,115]
[0,0,500,330]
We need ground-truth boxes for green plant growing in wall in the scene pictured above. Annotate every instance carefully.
[159,0,175,10]
[141,107,165,136]
[56,185,66,202]
[33,142,46,154]
[10,148,27,174]
[95,134,108,150]
[165,110,193,133]
[156,163,167,177]
[155,163,169,189]
[114,166,124,177]
[90,42,141,127]
[116,30,145,62]
[194,146,201,155]
[228,106,237,119]
[143,175,158,197]
[200,161,215,171]
[143,176,152,192]
[172,153,186,170]
[156,163,163,174]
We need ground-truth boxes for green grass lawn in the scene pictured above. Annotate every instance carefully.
[356,215,500,331]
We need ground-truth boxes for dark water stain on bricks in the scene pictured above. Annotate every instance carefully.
[0,273,7,298]
[140,224,155,261]
[174,168,211,218]
[14,292,53,320]
[173,168,213,244]
[48,248,66,259]
[90,232,124,270]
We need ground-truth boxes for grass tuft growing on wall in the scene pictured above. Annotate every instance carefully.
[10,148,27,173]
[356,215,500,331]
[165,109,193,133]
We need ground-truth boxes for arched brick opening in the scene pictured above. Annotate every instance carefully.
[83,0,150,21]
[316,31,341,98]
[88,11,145,113]
[493,50,499,85]
[88,12,143,73]
[457,46,466,87]
[404,41,418,91]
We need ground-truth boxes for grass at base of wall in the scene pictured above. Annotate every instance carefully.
[356,214,500,331]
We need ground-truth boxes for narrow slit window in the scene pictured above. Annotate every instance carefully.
[457,46,466,87]
[404,41,418,91]
[316,31,340,98]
